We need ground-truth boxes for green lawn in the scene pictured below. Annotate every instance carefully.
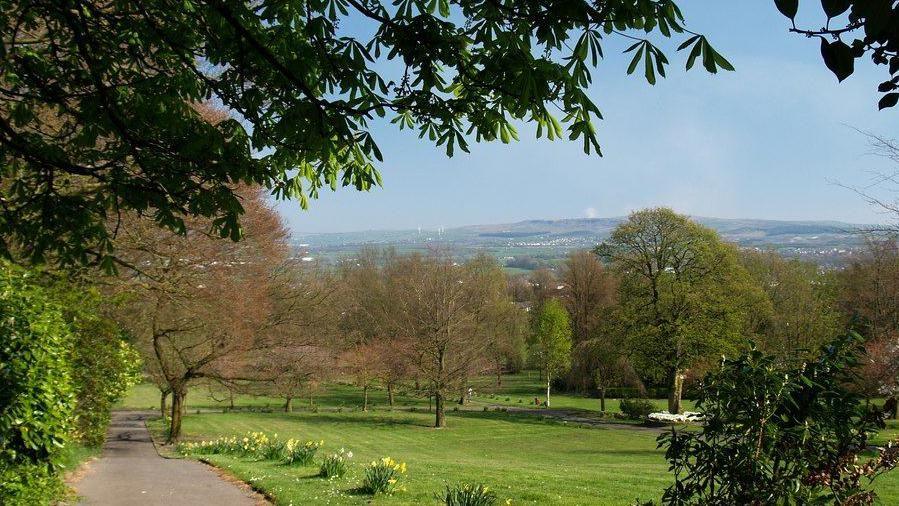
[124,374,899,505]
[152,409,671,505]
[119,371,693,416]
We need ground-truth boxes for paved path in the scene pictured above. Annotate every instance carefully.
[72,411,264,505]
[483,404,669,432]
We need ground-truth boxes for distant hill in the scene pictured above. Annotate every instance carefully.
[294,216,873,267]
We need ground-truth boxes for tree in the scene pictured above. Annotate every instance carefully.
[483,299,528,387]
[110,187,293,441]
[597,208,765,414]
[560,249,618,391]
[385,252,506,427]
[529,298,573,408]
[337,248,391,411]
[739,249,842,364]
[0,1,732,267]
[776,1,899,110]
[561,250,617,342]
[528,268,560,312]
[656,334,899,505]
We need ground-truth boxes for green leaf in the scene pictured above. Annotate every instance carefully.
[820,38,855,82]
[627,44,645,75]
[774,0,799,19]
[821,0,850,18]
[879,93,899,110]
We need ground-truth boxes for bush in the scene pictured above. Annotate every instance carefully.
[618,398,654,419]
[362,456,407,495]
[319,448,352,478]
[655,334,899,504]
[283,439,322,466]
[44,277,141,448]
[439,483,498,506]
[0,264,74,505]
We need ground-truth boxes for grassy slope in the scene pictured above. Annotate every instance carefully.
[151,410,670,505]
[123,373,899,505]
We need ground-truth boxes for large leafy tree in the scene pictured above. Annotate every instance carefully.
[0,1,731,267]
[596,208,766,414]
[776,0,899,109]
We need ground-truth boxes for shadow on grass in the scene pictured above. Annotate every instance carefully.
[343,486,374,497]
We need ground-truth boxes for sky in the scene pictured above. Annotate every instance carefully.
[277,1,899,236]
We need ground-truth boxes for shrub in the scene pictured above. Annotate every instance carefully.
[319,448,352,478]
[0,264,74,505]
[655,334,899,504]
[283,439,323,466]
[362,456,407,495]
[439,483,498,506]
[619,398,654,419]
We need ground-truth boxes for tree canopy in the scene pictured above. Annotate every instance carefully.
[1,0,730,267]
[596,208,765,413]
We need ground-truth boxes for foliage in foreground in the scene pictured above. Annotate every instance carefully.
[657,333,899,505]
[439,482,500,506]
[0,1,731,268]
[0,265,73,504]
[363,456,407,495]
[0,262,140,504]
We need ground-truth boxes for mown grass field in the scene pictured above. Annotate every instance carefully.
[123,373,899,505]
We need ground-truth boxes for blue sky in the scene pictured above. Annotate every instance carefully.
[277,1,899,235]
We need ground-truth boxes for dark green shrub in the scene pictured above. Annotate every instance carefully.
[654,334,899,504]
[0,264,74,504]
[618,398,654,419]
[439,483,498,505]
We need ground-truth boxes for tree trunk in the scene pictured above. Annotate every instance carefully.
[496,366,502,387]
[599,387,606,412]
[168,390,185,443]
[362,385,369,412]
[668,369,683,414]
[387,382,395,407]
[284,397,293,413]
[229,390,235,410]
[309,390,315,408]
[545,375,551,408]
[435,391,446,428]
[160,390,169,419]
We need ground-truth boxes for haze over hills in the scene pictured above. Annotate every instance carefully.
[293,216,876,268]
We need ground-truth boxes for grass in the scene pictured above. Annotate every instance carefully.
[122,375,899,504]
[60,443,101,473]
[152,409,670,505]
[118,371,692,416]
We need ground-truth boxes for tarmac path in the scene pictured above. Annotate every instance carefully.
[72,411,264,506]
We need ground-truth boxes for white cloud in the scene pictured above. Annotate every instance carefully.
[584,207,598,219]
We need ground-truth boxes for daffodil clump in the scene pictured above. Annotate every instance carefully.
[440,483,499,506]
[362,456,407,495]
[283,438,323,466]
[177,431,284,460]
[319,448,353,479]
[177,435,242,456]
